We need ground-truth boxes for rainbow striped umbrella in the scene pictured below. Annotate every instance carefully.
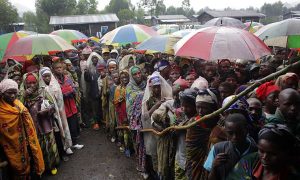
[50,29,88,44]
[0,32,29,61]
[5,34,76,58]
[136,35,181,54]
[100,24,158,45]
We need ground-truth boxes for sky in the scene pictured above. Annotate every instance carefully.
[10,0,300,14]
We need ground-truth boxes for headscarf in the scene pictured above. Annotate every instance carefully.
[179,88,198,102]
[110,49,119,56]
[256,81,280,102]
[39,67,73,149]
[258,123,295,150]
[173,76,189,91]
[191,76,208,90]
[119,54,136,71]
[82,46,92,55]
[126,66,146,120]
[64,59,72,64]
[0,79,18,93]
[157,60,170,71]
[142,71,173,121]
[196,89,218,105]
[25,74,37,83]
[275,73,299,90]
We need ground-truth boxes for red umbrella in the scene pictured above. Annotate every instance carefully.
[174,26,271,61]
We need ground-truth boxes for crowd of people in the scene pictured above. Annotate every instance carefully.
[0,40,300,180]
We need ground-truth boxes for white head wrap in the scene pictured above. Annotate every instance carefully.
[0,79,18,93]
[191,76,208,90]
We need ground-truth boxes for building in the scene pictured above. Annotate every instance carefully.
[283,11,300,19]
[195,10,266,24]
[144,15,191,26]
[49,14,119,37]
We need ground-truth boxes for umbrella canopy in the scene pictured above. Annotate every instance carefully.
[50,29,88,44]
[136,35,181,54]
[255,18,300,48]
[205,17,246,29]
[100,24,158,45]
[172,29,196,38]
[4,34,76,58]
[0,32,29,61]
[174,26,271,60]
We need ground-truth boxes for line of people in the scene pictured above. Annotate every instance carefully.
[0,43,300,180]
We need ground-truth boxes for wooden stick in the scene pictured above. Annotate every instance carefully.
[116,60,300,136]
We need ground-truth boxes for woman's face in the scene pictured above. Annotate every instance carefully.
[258,139,288,170]
[152,85,161,98]
[53,63,64,75]
[196,101,215,117]
[170,71,180,83]
[3,89,18,104]
[204,66,217,79]
[120,73,129,86]
[181,100,197,118]
[42,73,51,85]
[132,69,142,85]
[108,63,117,73]
[112,72,120,84]
[265,91,279,110]
[219,61,231,73]
[92,57,98,65]
[128,58,135,68]
[26,81,38,91]
[186,75,195,87]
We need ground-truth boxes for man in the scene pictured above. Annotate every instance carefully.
[268,88,300,138]
[204,113,257,180]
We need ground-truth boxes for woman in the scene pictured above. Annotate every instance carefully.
[185,88,219,180]
[119,54,136,72]
[102,59,118,131]
[142,72,173,179]
[0,79,44,179]
[228,124,300,179]
[126,66,147,178]
[21,73,60,174]
[114,70,130,153]
[39,67,73,157]
[255,81,280,118]
[276,72,299,91]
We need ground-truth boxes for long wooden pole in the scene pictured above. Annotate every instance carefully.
[116,60,300,136]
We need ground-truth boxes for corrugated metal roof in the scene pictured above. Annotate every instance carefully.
[199,10,265,18]
[49,14,119,25]
[158,15,189,20]
[160,19,191,23]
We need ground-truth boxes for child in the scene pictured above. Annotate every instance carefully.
[204,113,257,180]
[109,70,120,143]
[114,70,130,154]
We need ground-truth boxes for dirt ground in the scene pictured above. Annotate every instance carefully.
[44,129,141,180]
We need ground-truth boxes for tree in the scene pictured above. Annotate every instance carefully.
[76,0,98,15]
[118,9,135,25]
[135,8,146,24]
[23,11,37,31]
[0,0,18,32]
[36,0,77,16]
[105,0,130,14]
[166,6,177,15]
[139,0,166,16]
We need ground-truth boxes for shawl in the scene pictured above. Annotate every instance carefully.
[126,66,146,120]
[0,98,44,176]
[119,55,136,72]
[39,67,72,149]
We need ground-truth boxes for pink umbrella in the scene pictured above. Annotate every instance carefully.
[174,26,271,61]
